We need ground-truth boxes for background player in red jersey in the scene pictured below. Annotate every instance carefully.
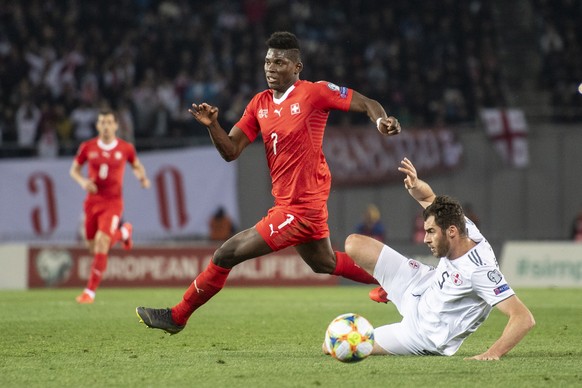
[136,31,401,333]
[70,108,150,304]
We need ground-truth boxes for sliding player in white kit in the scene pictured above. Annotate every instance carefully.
[325,158,535,360]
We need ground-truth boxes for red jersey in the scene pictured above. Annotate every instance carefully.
[236,80,353,207]
[75,137,136,203]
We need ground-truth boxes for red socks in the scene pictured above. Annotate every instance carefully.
[332,251,378,284]
[170,253,371,326]
[171,261,231,325]
[86,253,108,291]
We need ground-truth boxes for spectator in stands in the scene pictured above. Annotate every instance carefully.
[15,99,41,151]
[355,204,386,242]
[534,0,582,122]
[36,102,59,158]
[0,0,512,156]
[70,100,97,141]
[208,206,235,242]
[116,97,136,143]
[54,103,74,154]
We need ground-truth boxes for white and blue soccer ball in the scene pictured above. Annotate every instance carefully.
[324,313,375,363]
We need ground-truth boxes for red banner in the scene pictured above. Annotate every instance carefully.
[324,126,463,186]
[28,245,339,288]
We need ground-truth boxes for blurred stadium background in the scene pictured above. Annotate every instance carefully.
[1,0,581,290]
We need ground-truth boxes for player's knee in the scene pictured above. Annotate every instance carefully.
[345,234,365,257]
[212,246,230,266]
[212,244,241,268]
[94,233,111,252]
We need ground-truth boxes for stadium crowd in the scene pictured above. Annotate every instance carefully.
[534,0,582,122]
[0,0,579,158]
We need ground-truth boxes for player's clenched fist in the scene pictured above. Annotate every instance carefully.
[377,116,401,136]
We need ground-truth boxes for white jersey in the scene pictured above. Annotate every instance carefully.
[414,218,515,355]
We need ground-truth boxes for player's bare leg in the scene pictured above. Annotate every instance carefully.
[344,234,390,302]
[295,238,377,284]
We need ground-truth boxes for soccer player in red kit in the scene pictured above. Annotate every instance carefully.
[136,31,400,333]
[70,108,150,304]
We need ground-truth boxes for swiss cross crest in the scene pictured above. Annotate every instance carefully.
[451,271,463,286]
[290,103,300,115]
[115,151,122,160]
[258,108,268,118]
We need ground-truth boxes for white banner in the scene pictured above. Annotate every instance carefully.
[0,147,238,243]
[500,241,582,287]
[480,108,529,168]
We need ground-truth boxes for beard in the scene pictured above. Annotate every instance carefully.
[433,235,450,258]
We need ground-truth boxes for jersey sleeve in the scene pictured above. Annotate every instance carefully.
[312,81,353,111]
[75,141,88,164]
[125,142,137,164]
[472,267,515,306]
[234,97,260,142]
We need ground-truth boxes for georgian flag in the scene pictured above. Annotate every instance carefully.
[480,108,529,168]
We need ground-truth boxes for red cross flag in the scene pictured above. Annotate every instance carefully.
[480,108,529,168]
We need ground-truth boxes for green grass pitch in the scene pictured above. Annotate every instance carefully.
[1,287,581,387]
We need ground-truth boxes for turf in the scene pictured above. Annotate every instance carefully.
[0,287,581,387]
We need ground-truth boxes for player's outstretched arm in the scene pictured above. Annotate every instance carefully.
[348,91,401,136]
[188,103,250,161]
[465,295,535,361]
[397,158,436,208]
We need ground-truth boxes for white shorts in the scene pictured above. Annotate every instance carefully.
[372,245,440,355]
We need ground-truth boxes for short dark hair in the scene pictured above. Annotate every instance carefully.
[423,195,467,236]
[98,108,118,122]
[266,31,300,50]
[266,31,301,62]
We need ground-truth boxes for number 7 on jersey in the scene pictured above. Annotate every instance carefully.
[270,132,278,155]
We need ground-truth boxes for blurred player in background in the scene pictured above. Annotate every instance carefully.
[136,31,401,334]
[324,158,535,360]
[70,108,150,304]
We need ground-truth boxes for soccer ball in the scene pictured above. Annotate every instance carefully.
[324,313,374,363]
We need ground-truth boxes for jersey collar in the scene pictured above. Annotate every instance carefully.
[272,83,297,105]
[97,138,119,151]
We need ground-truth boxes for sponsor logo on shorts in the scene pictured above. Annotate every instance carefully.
[494,283,510,295]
